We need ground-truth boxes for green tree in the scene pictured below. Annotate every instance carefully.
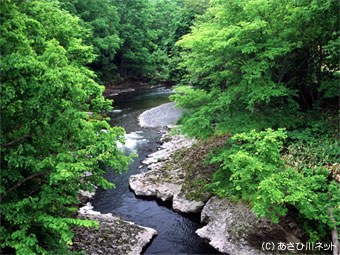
[59,0,121,83]
[0,0,131,253]
[176,0,339,110]
[113,0,156,79]
[209,129,340,244]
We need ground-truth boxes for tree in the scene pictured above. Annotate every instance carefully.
[176,0,339,110]
[0,0,131,253]
[113,0,156,79]
[59,0,121,83]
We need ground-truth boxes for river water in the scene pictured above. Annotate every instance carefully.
[92,87,219,254]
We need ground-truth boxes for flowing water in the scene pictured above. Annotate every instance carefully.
[92,87,220,254]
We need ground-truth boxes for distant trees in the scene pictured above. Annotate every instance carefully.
[60,0,209,83]
[113,0,156,78]
[59,0,121,82]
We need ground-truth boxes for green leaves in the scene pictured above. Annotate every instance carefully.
[209,129,287,201]
[59,0,121,82]
[176,0,339,109]
[208,128,339,242]
[170,0,339,246]
[0,0,131,253]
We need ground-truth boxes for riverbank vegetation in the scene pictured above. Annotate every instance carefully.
[170,0,339,250]
[1,0,339,254]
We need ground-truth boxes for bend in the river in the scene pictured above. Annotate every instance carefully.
[92,87,220,254]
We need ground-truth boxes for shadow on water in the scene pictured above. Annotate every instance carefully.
[92,87,221,254]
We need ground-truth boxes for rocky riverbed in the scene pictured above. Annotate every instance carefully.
[129,124,307,254]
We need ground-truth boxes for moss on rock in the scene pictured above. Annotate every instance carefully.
[167,134,230,202]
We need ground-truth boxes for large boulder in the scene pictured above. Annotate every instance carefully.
[129,166,184,201]
[138,102,182,128]
[172,193,205,213]
[196,196,305,255]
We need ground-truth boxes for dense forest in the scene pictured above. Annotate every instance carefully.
[0,0,339,254]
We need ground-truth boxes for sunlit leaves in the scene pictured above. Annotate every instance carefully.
[176,0,339,109]
[209,128,339,241]
[0,1,131,253]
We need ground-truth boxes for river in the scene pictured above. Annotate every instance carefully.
[92,86,219,254]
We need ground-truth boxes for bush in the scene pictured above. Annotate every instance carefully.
[209,128,339,243]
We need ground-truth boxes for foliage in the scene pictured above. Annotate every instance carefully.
[0,0,132,253]
[209,129,287,201]
[209,129,340,242]
[112,0,156,78]
[170,1,340,241]
[59,0,210,83]
[176,0,339,110]
[59,0,121,82]
[171,86,304,138]
[113,0,209,81]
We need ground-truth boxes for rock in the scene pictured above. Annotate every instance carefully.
[138,102,182,128]
[129,167,184,201]
[142,132,195,165]
[129,166,205,213]
[129,126,202,213]
[78,190,96,205]
[78,171,96,206]
[196,196,304,255]
[173,193,205,213]
[71,203,157,255]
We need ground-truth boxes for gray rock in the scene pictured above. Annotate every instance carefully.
[138,102,182,128]
[78,189,96,205]
[129,127,203,213]
[196,196,304,255]
[72,204,157,255]
[173,194,205,213]
[129,167,184,201]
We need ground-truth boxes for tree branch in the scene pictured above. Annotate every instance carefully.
[1,170,52,201]
[1,134,32,148]
[4,123,25,135]
[276,54,290,88]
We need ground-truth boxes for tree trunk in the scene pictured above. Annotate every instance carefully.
[329,207,339,255]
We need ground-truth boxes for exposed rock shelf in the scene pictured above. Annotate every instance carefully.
[71,196,157,254]
[196,196,305,255]
[138,102,182,128]
[129,128,205,213]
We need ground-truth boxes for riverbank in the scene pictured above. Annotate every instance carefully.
[129,124,307,254]
[129,126,205,213]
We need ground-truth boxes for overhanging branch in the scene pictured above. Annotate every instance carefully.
[1,170,52,201]
[1,134,32,148]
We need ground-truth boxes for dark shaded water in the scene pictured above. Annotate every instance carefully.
[92,87,220,254]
